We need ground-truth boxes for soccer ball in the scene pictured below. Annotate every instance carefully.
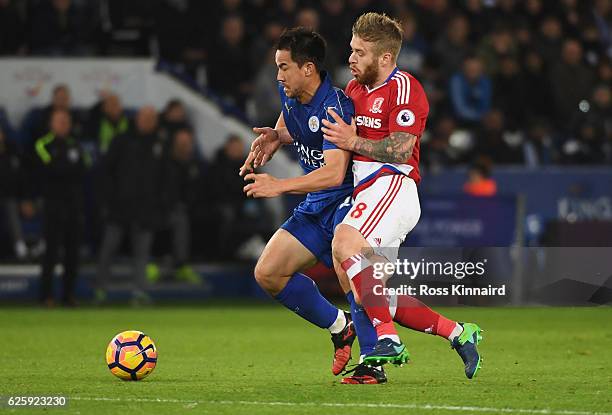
[106,330,157,381]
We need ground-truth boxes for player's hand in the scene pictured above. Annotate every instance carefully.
[321,109,358,151]
[239,151,257,176]
[239,127,282,176]
[243,173,285,198]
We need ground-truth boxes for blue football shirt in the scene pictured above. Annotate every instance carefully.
[279,72,354,214]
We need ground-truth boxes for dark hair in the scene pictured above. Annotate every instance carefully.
[276,27,326,70]
[470,157,492,178]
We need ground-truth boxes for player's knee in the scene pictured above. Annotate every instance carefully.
[254,260,283,295]
[332,224,359,262]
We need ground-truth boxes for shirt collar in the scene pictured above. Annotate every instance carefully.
[385,67,399,83]
[365,67,399,93]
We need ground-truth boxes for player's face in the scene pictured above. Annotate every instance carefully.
[275,49,307,98]
[349,35,380,86]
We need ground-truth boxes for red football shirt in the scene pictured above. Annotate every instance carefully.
[345,68,429,188]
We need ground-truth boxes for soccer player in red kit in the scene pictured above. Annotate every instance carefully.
[322,12,483,381]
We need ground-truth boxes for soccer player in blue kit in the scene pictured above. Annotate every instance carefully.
[240,27,382,381]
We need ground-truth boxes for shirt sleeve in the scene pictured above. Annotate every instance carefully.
[322,88,355,151]
[388,75,429,137]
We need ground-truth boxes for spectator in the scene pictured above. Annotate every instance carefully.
[159,99,191,144]
[592,0,611,58]
[249,20,284,71]
[420,115,464,170]
[463,159,497,197]
[0,126,30,259]
[477,26,519,75]
[397,11,428,75]
[564,84,612,163]
[34,109,88,307]
[252,49,283,127]
[207,15,253,111]
[522,50,555,121]
[549,39,595,130]
[294,8,320,31]
[318,0,352,70]
[158,128,204,283]
[86,93,129,156]
[521,0,546,32]
[488,0,522,30]
[449,55,492,125]
[462,0,488,42]
[493,55,526,129]
[275,0,298,27]
[534,16,564,66]
[416,0,453,42]
[523,120,558,167]
[209,134,271,259]
[433,14,471,79]
[473,110,524,164]
[96,106,167,305]
[22,84,80,147]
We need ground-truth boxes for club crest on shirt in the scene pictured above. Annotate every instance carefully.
[308,115,320,132]
[370,97,384,114]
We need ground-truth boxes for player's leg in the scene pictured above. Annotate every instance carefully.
[336,176,483,376]
[333,223,408,366]
[389,294,483,378]
[332,175,421,366]
[254,227,347,334]
[333,257,387,384]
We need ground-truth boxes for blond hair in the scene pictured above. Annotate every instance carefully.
[352,12,403,59]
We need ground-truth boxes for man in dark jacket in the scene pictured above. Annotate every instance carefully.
[96,106,166,305]
[0,126,31,259]
[34,109,88,306]
[157,128,203,282]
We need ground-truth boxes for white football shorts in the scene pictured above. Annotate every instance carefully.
[341,174,420,262]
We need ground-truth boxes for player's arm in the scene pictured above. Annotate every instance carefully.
[243,148,350,198]
[352,131,417,164]
[321,109,417,164]
[240,113,293,175]
[273,112,293,145]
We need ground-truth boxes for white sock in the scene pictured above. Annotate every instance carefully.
[448,323,464,341]
[379,334,400,343]
[328,309,347,334]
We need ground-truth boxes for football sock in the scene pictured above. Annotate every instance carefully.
[328,309,347,334]
[341,254,398,340]
[346,291,377,356]
[391,295,462,340]
[274,273,338,329]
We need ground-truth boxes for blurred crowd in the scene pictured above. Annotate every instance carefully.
[1,0,612,303]
[1,0,611,167]
[0,85,273,304]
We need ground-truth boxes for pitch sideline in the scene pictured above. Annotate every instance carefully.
[70,396,612,415]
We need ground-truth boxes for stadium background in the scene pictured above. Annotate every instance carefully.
[0,1,611,414]
[1,0,611,305]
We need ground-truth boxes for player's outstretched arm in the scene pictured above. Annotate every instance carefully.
[243,148,350,198]
[321,109,417,164]
[277,148,350,194]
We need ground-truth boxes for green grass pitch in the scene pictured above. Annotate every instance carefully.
[1,305,611,414]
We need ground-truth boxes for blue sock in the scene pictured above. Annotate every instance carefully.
[274,273,338,329]
[347,291,377,356]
